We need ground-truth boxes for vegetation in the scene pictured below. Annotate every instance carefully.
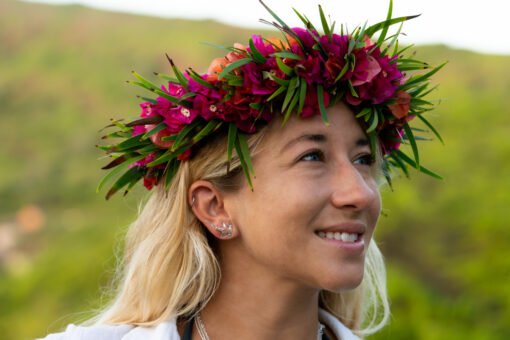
[1,0,509,339]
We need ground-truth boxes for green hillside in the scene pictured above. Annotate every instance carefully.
[1,0,509,339]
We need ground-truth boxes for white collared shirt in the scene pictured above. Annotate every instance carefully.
[38,308,361,340]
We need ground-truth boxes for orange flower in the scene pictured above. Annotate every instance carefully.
[206,43,247,82]
[266,36,289,50]
[286,34,298,48]
[388,91,411,119]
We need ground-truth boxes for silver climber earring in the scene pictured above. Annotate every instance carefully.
[205,220,233,238]
[191,195,196,207]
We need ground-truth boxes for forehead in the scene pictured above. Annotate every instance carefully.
[263,102,367,149]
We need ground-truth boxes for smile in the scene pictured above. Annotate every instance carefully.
[316,231,360,242]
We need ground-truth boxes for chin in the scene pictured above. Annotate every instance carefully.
[318,266,365,292]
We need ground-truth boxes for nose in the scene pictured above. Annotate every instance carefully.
[330,162,379,212]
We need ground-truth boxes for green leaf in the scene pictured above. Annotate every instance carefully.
[97,154,146,193]
[399,62,447,92]
[131,71,161,92]
[366,109,379,133]
[281,77,298,112]
[115,134,147,152]
[394,150,443,180]
[260,0,289,28]
[347,80,359,98]
[318,5,330,36]
[276,56,294,76]
[192,119,223,143]
[234,135,253,190]
[266,85,287,102]
[382,22,403,55]
[155,73,179,83]
[165,159,180,190]
[402,123,420,170]
[389,152,409,177]
[106,166,145,200]
[142,123,167,140]
[297,79,307,115]
[365,15,420,38]
[416,114,445,145]
[227,123,237,164]
[238,133,255,176]
[218,58,253,80]
[166,55,189,91]
[273,51,303,60]
[376,0,393,47]
[355,107,372,118]
[265,72,290,86]
[381,158,394,191]
[249,37,268,64]
[187,69,216,89]
[316,84,330,126]
[140,97,158,104]
[334,63,350,83]
[171,118,202,151]
[282,90,299,126]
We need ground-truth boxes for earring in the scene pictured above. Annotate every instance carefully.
[205,220,233,238]
[191,195,196,207]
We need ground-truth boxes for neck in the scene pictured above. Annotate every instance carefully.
[197,245,323,340]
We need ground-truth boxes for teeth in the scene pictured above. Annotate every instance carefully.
[317,231,359,242]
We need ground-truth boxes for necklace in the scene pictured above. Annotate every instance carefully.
[194,312,326,340]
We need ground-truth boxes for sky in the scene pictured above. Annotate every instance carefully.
[26,0,510,55]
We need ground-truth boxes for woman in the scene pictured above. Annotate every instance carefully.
[40,2,443,339]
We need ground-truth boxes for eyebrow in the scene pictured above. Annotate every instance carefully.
[279,133,370,154]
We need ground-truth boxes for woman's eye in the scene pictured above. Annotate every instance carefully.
[354,154,375,166]
[300,150,324,162]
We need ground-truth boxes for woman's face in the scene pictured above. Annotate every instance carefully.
[223,101,382,292]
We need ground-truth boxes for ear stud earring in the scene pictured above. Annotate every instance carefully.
[205,220,233,238]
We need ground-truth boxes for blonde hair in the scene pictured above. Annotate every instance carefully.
[95,114,390,337]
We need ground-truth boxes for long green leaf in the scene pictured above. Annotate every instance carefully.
[166,55,189,91]
[276,56,294,76]
[188,69,216,89]
[249,37,267,64]
[316,84,330,126]
[365,15,420,38]
[416,114,445,144]
[318,5,330,36]
[266,85,287,102]
[237,132,255,176]
[273,51,303,60]
[218,58,253,80]
[282,77,298,112]
[227,123,237,165]
[402,123,419,169]
[366,109,379,133]
[142,123,167,140]
[399,62,447,92]
[171,119,202,151]
[97,154,146,193]
[297,79,307,115]
[394,150,443,180]
[376,0,393,46]
[192,119,223,143]
[106,166,145,200]
[234,136,253,190]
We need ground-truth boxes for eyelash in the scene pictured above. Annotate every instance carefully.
[299,150,375,166]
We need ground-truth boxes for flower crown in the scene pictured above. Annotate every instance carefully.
[98,0,445,199]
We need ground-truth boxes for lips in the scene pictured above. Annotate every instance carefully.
[315,222,366,235]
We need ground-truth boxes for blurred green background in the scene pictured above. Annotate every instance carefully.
[1,0,509,339]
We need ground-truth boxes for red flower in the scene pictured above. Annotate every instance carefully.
[388,91,411,119]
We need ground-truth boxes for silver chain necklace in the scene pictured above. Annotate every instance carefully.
[195,312,326,340]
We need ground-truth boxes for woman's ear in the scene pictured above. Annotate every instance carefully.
[188,180,238,240]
